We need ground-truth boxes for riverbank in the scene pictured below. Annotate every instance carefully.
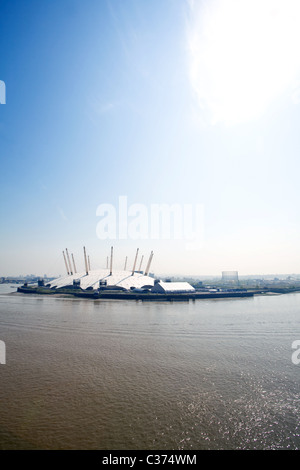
[17,285,256,301]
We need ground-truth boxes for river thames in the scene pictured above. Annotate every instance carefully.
[0,284,299,450]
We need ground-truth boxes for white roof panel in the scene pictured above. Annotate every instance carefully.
[152,281,195,293]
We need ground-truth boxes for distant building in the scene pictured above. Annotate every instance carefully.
[222,271,239,282]
[151,280,195,294]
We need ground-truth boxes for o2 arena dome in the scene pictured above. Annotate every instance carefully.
[47,247,155,292]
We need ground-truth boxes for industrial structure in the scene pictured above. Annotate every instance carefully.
[221,271,239,282]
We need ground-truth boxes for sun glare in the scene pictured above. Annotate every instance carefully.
[187,0,300,125]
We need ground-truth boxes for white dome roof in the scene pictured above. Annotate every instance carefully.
[48,269,155,291]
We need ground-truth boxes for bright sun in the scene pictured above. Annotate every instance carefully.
[187,0,300,125]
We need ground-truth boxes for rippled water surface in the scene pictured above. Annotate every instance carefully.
[0,285,299,449]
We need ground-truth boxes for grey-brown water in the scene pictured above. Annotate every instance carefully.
[0,284,299,450]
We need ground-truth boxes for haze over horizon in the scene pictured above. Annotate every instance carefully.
[1,0,300,277]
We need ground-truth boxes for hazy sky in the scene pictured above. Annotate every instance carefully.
[1,0,300,277]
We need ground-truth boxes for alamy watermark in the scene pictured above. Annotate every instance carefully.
[0,340,5,364]
[96,196,204,250]
[291,340,300,365]
[0,80,6,104]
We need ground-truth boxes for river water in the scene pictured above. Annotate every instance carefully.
[0,284,299,450]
